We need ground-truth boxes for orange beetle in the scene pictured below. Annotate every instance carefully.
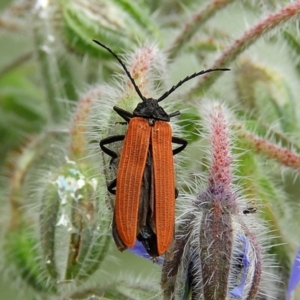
[94,40,230,257]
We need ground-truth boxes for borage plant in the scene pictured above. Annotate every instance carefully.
[1,1,300,299]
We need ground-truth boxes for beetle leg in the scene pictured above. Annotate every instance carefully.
[113,106,133,122]
[172,139,185,200]
[172,136,188,155]
[101,105,133,157]
[100,106,132,157]
[99,135,125,159]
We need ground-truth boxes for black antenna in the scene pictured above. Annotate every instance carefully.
[93,40,145,102]
[157,68,230,102]
[93,40,230,104]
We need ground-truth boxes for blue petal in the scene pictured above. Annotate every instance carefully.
[286,247,300,300]
[128,240,164,264]
[230,235,250,298]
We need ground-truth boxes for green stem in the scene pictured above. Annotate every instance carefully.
[32,8,65,123]
[236,124,300,170]
[188,1,300,97]
[168,0,235,60]
[0,52,33,78]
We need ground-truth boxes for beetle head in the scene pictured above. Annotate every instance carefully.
[133,98,170,121]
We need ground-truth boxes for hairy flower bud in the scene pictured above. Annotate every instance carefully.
[162,102,277,299]
[57,0,160,57]
[39,159,111,286]
[190,187,262,299]
[1,131,111,296]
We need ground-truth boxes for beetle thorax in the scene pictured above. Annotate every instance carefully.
[133,98,170,121]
